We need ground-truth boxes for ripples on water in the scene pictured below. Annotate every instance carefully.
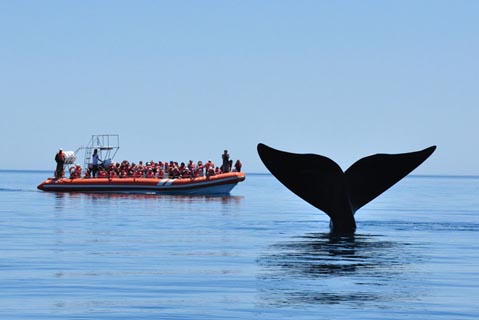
[258,233,415,306]
[0,171,478,319]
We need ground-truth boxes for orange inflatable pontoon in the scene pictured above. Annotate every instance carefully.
[37,172,245,195]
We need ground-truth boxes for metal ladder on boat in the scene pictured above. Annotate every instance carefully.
[84,147,93,170]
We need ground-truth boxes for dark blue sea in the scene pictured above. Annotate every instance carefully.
[1,170,478,319]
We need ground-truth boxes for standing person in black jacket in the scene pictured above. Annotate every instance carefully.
[221,150,230,173]
[55,148,65,178]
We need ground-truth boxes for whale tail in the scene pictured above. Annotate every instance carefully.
[257,143,436,233]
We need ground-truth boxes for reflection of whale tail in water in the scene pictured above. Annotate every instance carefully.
[257,143,436,233]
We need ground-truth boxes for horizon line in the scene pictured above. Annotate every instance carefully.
[1,169,479,179]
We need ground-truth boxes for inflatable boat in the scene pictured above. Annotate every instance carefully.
[40,134,245,195]
[37,172,245,195]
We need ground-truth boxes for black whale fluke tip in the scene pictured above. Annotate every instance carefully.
[257,143,436,234]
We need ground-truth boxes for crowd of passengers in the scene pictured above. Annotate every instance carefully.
[68,158,242,179]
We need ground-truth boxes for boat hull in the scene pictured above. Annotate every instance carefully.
[37,172,245,195]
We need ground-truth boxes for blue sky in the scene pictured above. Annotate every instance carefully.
[1,1,477,174]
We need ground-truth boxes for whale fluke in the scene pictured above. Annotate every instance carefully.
[257,143,436,233]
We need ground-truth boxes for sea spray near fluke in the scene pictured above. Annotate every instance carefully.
[257,143,436,233]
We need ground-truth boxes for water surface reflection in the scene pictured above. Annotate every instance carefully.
[51,191,244,210]
[258,233,421,308]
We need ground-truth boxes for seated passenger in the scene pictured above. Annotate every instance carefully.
[179,161,186,170]
[146,168,155,178]
[151,162,157,175]
[138,161,145,176]
[196,161,204,177]
[181,168,192,179]
[98,168,108,178]
[126,163,134,177]
[172,165,180,179]
[107,163,116,174]
[205,160,214,173]
[157,168,165,179]
[188,160,196,172]
[109,170,118,178]
[75,165,82,177]
[69,165,82,179]
[206,167,215,178]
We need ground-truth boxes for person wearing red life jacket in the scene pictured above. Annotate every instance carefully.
[206,166,215,178]
[157,168,165,179]
[98,168,108,178]
[115,163,121,176]
[69,166,79,179]
[179,162,187,177]
[188,160,196,173]
[146,169,154,178]
[172,165,180,179]
[109,169,117,178]
[181,168,191,179]
[156,162,163,176]
[137,161,144,177]
[128,163,136,177]
[205,160,214,172]
[74,165,82,178]
[196,161,204,177]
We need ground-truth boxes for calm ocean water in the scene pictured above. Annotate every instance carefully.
[0,170,478,319]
